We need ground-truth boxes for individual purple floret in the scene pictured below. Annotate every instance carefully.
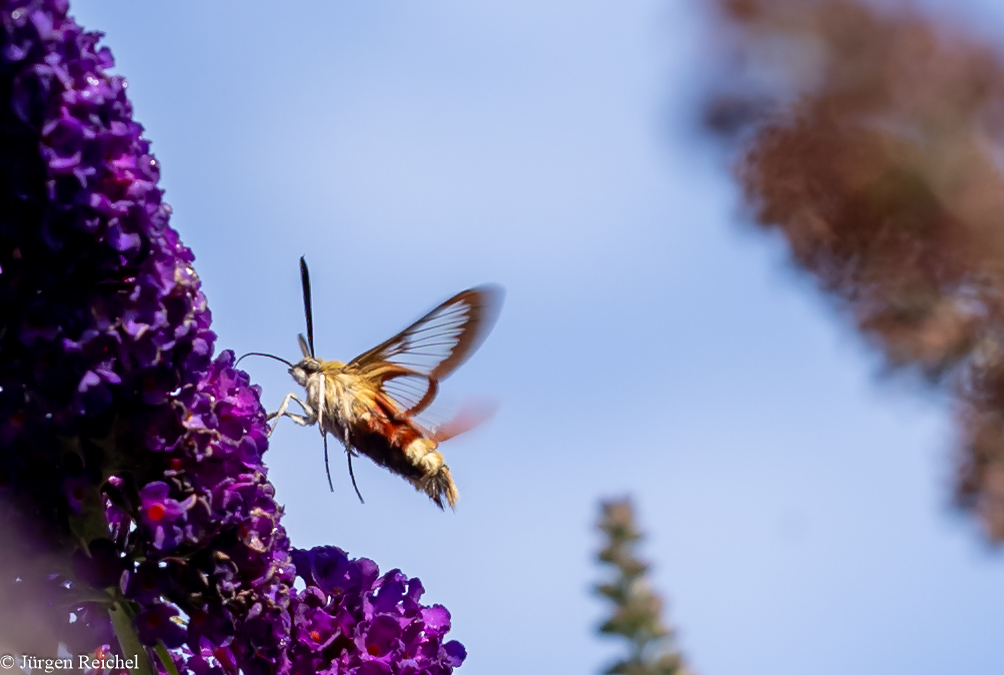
[289,547,467,675]
[138,480,195,550]
[0,2,467,674]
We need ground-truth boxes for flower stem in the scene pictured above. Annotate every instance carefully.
[153,641,180,675]
[109,602,154,675]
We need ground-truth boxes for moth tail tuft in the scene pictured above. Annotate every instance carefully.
[403,438,459,510]
[414,466,459,510]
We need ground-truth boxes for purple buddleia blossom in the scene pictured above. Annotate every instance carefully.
[0,0,294,670]
[138,481,195,550]
[0,1,467,674]
[289,547,467,675]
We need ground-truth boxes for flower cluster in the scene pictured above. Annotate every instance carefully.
[1,0,295,670]
[122,352,295,675]
[0,3,467,675]
[290,547,466,675]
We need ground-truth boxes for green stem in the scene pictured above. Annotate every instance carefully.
[109,602,155,675]
[153,641,181,675]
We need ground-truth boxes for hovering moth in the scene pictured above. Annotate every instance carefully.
[242,258,502,509]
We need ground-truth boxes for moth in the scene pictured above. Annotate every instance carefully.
[242,258,502,509]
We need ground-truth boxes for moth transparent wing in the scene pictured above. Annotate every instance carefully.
[381,372,439,417]
[350,286,502,379]
[348,285,503,416]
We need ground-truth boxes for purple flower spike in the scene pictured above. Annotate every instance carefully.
[1,0,294,668]
[1,2,466,674]
[287,547,466,675]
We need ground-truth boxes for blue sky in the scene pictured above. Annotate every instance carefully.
[71,1,1004,674]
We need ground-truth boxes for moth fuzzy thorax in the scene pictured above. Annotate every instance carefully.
[264,256,503,509]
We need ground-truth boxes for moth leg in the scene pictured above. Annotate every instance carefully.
[322,432,334,492]
[343,426,357,456]
[346,452,365,504]
[266,393,294,434]
[317,371,325,436]
[336,425,364,503]
[268,393,316,435]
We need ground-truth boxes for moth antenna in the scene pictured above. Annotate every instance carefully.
[323,433,334,492]
[300,256,315,358]
[347,452,365,504]
[236,352,294,368]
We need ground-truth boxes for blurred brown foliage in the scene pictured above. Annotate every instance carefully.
[703,0,1004,540]
[595,499,690,675]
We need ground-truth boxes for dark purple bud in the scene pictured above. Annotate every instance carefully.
[134,604,186,649]
[71,539,126,589]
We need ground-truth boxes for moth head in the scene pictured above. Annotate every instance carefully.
[289,358,321,387]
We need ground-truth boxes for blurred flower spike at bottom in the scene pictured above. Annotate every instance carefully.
[0,1,466,674]
[595,499,690,675]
